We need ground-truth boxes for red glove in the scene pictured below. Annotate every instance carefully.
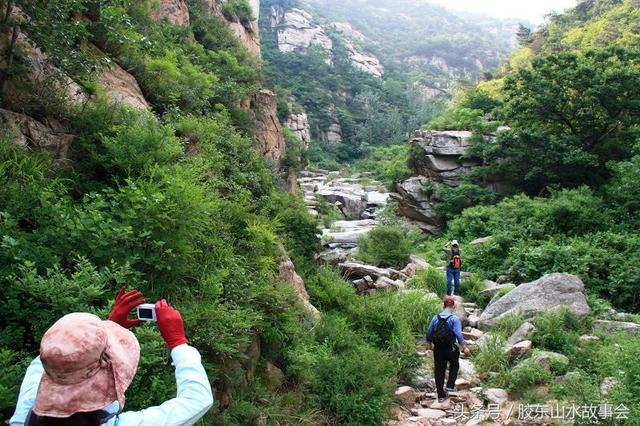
[108,288,145,329]
[155,299,188,350]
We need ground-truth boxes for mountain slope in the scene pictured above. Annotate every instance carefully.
[260,0,520,167]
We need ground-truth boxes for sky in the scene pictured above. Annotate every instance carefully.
[428,0,577,24]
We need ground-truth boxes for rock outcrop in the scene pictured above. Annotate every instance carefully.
[150,0,190,26]
[409,130,479,185]
[392,176,442,234]
[208,0,261,56]
[396,129,507,233]
[272,8,332,54]
[285,112,311,147]
[0,109,73,160]
[478,273,591,330]
[345,42,384,78]
[278,257,320,320]
[98,61,149,110]
[250,89,285,163]
[318,108,343,144]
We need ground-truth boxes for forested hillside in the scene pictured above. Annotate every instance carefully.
[260,0,519,167]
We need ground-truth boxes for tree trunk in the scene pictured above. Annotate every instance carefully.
[0,22,19,96]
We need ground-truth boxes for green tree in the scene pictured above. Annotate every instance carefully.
[493,46,640,193]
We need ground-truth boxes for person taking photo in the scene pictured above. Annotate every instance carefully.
[10,289,214,426]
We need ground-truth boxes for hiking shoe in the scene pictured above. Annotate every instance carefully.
[437,397,449,403]
[446,387,455,393]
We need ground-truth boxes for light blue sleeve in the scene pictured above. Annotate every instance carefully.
[450,316,466,345]
[9,357,44,426]
[425,316,438,343]
[116,344,214,426]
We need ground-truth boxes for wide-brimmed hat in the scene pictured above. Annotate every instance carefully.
[451,240,459,246]
[33,313,140,418]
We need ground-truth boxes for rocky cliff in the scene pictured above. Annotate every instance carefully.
[151,0,191,26]
[251,89,286,162]
[269,5,383,78]
[393,130,480,234]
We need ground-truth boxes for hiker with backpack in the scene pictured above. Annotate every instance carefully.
[443,240,462,296]
[426,296,471,406]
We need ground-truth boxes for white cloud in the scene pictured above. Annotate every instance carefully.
[427,0,577,23]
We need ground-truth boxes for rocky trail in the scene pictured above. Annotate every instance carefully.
[296,169,640,426]
[298,170,513,425]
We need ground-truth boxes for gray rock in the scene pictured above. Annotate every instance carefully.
[412,408,446,419]
[478,273,591,330]
[338,261,393,280]
[374,276,400,290]
[394,176,442,233]
[470,236,494,245]
[593,320,640,335]
[579,334,600,343]
[483,279,499,290]
[600,377,619,397]
[496,275,510,284]
[506,322,535,346]
[479,283,516,298]
[504,340,532,360]
[533,351,569,371]
[394,386,417,408]
[485,388,509,405]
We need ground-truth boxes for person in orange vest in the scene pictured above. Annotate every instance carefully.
[443,240,462,296]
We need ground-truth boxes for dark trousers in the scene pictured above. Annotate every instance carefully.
[446,267,461,295]
[433,344,460,399]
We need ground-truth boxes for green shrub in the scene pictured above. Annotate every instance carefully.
[306,267,359,312]
[550,370,600,405]
[0,349,30,419]
[460,274,488,306]
[531,309,582,354]
[221,0,255,24]
[356,225,413,268]
[311,343,395,425]
[407,267,445,297]
[473,334,509,376]
[507,359,554,397]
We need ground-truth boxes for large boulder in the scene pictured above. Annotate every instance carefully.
[0,109,73,160]
[393,176,442,234]
[478,273,591,330]
[504,340,532,360]
[338,261,396,280]
[317,181,368,219]
[409,130,479,186]
[97,59,149,110]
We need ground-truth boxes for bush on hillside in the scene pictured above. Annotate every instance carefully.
[357,225,413,268]
[408,267,445,297]
[531,309,583,354]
